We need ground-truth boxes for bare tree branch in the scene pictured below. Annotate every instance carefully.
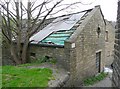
[49,1,85,15]
[2,16,11,43]
[0,3,17,18]
[31,0,53,12]
[29,0,64,37]
[30,1,46,31]
[30,0,37,9]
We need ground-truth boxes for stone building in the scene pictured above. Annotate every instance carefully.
[30,5,106,86]
[112,0,120,88]
[2,5,115,86]
[105,20,115,66]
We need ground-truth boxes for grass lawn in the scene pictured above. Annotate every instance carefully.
[1,65,53,87]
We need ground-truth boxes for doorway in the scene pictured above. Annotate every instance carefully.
[96,52,101,73]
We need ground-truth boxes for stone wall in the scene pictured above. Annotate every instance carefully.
[105,20,115,66]
[65,6,106,86]
[112,1,120,88]
[2,38,14,65]
[29,44,71,70]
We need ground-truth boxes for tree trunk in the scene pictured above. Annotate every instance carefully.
[20,1,31,64]
[21,37,29,64]
[16,2,21,61]
[10,44,21,64]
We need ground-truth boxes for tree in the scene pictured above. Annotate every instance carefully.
[0,0,89,64]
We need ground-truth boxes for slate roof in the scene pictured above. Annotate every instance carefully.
[30,9,92,46]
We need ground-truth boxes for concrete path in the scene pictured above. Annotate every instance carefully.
[89,70,112,87]
[91,76,112,87]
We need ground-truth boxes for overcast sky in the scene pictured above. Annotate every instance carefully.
[80,0,118,21]
[60,0,118,21]
[1,0,117,21]
[44,0,118,21]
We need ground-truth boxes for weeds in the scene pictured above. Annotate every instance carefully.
[83,72,108,86]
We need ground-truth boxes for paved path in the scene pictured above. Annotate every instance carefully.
[89,72,112,87]
[91,76,112,87]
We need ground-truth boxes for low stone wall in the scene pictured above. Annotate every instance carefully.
[29,44,70,71]
[2,40,14,65]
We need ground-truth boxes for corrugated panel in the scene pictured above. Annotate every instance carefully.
[30,11,86,43]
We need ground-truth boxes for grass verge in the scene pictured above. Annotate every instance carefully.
[83,72,108,86]
[2,65,52,87]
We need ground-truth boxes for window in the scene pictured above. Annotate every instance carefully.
[30,53,36,57]
[105,31,108,42]
[96,26,101,38]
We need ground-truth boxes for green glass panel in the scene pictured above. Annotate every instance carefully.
[55,41,64,45]
[41,29,76,45]
[45,37,67,41]
[50,34,70,37]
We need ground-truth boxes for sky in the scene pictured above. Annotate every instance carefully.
[81,0,118,21]
[61,0,118,21]
[1,0,118,21]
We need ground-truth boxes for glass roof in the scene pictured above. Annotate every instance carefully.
[40,29,75,45]
[30,11,86,43]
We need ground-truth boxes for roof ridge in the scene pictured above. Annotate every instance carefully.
[49,8,93,19]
